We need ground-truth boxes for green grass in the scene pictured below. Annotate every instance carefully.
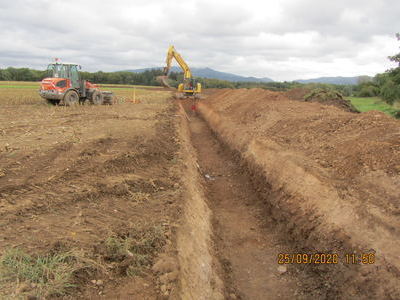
[0,249,79,297]
[347,97,400,118]
[0,81,158,90]
[0,81,160,93]
[0,248,105,298]
[102,87,151,91]
[98,84,159,89]
[0,85,39,89]
[0,81,39,86]
[104,224,165,277]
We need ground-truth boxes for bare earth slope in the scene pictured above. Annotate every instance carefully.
[198,88,400,299]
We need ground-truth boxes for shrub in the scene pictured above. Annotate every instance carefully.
[358,85,380,97]
[380,80,400,105]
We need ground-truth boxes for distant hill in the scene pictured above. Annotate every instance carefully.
[126,67,371,85]
[294,76,372,85]
[125,67,274,83]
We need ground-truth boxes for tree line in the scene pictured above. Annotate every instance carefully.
[1,33,400,105]
[0,66,308,91]
[0,66,396,103]
[0,67,168,86]
[348,33,400,104]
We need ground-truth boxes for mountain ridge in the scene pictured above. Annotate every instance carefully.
[125,67,273,83]
[125,67,369,85]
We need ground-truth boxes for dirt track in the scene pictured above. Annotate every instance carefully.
[1,88,399,299]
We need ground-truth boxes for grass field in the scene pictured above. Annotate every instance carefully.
[0,81,167,105]
[0,81,160,89]
[347,96,400,118]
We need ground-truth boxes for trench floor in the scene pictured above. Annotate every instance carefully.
[187,110,300,299]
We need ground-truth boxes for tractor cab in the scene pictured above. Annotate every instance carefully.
[45,63,81,89]
[39,60,99,105]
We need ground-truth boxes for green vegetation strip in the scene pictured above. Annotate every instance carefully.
[348,97,400,117]
[0,82,157,90]
[0,85,38,89]
[0,248,89,297]
[99,84,159,89]
[103,87,150,91]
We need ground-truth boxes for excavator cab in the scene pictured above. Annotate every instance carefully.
[179,78,201,97]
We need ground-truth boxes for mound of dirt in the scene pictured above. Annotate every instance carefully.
[199,88,400,299]
[285,87,311,101]
[285,87,359,113]
[306,88,359,112]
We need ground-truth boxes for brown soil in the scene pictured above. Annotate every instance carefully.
[285,87,311,101]
[198,88,400,299]
[184,103,315,299]
[1,86,400,299]
[0,98,183,298]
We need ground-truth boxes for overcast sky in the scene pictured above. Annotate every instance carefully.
[0,0,399,81]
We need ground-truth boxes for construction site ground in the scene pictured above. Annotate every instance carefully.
[0,85,399,299]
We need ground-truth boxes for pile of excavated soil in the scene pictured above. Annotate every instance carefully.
[285,87,311,101]
[199,88,400,299]
[285,87,359,113]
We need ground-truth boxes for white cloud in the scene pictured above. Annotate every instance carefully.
[0,0,399,80]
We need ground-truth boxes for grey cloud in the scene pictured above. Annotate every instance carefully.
[0,0,399,80]
[273,0,400,41]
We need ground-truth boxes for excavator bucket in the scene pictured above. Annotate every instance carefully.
[156,76,172,88]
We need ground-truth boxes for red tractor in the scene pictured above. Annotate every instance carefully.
[39,60,114,106]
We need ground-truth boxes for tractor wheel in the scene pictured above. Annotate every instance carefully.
[91,91,104,105]
[63,90,79,106]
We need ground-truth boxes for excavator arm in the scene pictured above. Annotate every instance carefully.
[158,45,201,98]
[163,46,192,79]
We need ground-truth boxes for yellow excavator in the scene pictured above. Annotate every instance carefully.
[158,45,201,99]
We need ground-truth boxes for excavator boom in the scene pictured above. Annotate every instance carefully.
[164,46,192,79]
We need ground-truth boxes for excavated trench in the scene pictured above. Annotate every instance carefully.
[177,98,400,300]
[187,110,302,299]
[178,102,330,299]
